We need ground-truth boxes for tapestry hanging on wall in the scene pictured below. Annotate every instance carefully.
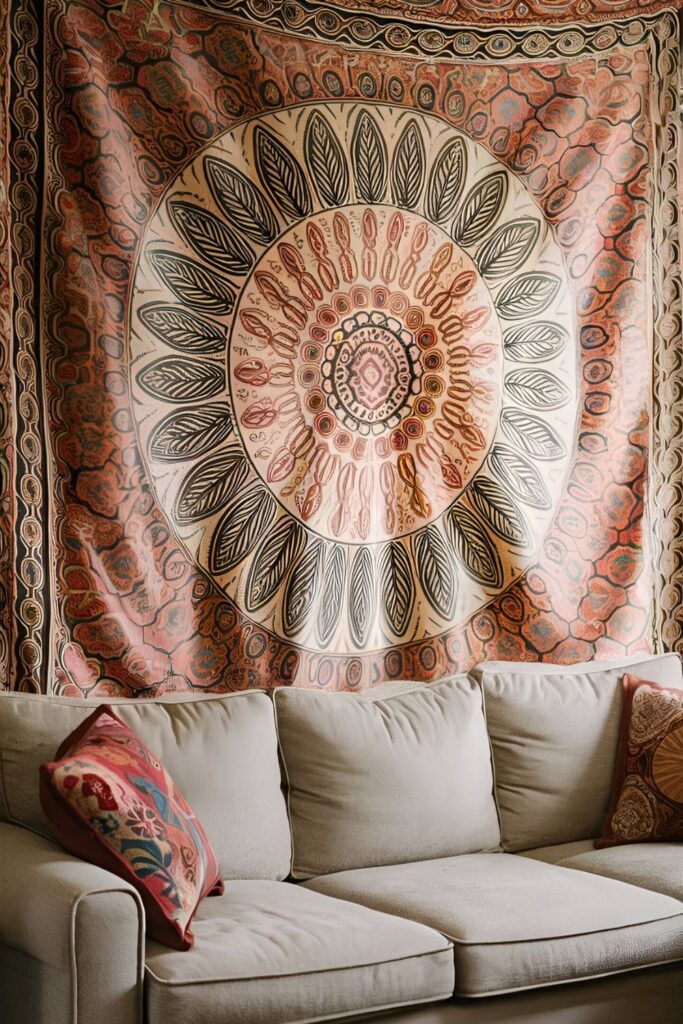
[0,1,681,695]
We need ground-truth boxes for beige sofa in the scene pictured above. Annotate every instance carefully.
[0,653,681,1024]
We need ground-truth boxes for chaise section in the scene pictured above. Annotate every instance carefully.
[556,844,683,902]
[302,853,683,997]
[0,822,144,1024]
[143,880,454,1024]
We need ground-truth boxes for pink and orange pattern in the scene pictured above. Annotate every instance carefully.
[598,674,683,846]
[0,2,681,695]
[40,706,223,948]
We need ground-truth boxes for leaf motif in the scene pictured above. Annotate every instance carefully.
[426,137,467,224]
[283,539,324,635]
[317,545,346,648]
[253,125,312,221]
[505,369,570,409]
[175,450,250,524]
[148,250,235,314]
[477,218,539,280]
[411,527,457,619]
[138,305,227,355]
[391,119,426,210]
[169,200,254,276]
[379,541,415,637]
[489,444,551,509]
[496,273,560,319]
[204,155,278,245]
[210,487,276,575]
[470,478,530,547]
[452,171,507,247]
[349,546,375,648]
[352,111,388,204]
[445,504,503,588]
[500,408,566,461]
[148,404,233,462]
[503,322,567,362]
[246,517,307,612]
[136,358,225,403]
[304,111,349,207]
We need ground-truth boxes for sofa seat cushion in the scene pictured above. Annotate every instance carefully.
[144,880,454,1024]
[302,854,683,997]
[556,845,683,902]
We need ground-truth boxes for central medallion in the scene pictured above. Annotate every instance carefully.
[323,311,422,433]
[129,101,576,654]
[228,204,502,544]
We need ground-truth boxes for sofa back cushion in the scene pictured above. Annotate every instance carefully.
[274,678,501,879]
[0,690,291,880]
[474,653,683,852]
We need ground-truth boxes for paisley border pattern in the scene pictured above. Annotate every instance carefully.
[2,0,49,692]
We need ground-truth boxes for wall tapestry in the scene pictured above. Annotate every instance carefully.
[0,1,681,695]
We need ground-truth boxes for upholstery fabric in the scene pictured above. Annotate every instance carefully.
[477,653,682,851]
[274,678,500,878]
[302,853,683,996]
[517,839,597,863]
[1,4,681,696]
[0,822,144,1024]
[40,705,223,950]
[598,674,683,846]
[144,880,454,1024]
[0,689,291,879]
[558,844,683,902]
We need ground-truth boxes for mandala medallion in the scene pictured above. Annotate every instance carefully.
[129,102,577,654]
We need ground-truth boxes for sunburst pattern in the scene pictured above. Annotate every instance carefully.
[130,102,577,655]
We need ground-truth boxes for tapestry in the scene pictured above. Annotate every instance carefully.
[0,1,681,695]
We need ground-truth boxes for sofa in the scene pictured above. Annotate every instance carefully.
[0,652,681,1024]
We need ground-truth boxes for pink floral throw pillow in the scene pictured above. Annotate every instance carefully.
[40,705,223,949]
[597,674,683,847]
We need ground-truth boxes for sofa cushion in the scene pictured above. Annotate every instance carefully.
[302,853,683,997]
[598,675,683,847]
[0,690,290,880]
[557,845,683,902]
[40,705,223,950]
[274,678,500,879]
[144,880,454,1024]
[517,839,597,863]
[474,653,682,851]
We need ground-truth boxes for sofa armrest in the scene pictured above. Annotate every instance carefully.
[0,822,144,1024]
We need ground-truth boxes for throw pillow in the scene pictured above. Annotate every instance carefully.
[40,705,223,949]
[597,674,683,847]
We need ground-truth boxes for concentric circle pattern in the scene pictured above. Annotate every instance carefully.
[130,102,577,655]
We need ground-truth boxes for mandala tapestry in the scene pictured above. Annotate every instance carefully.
[0,1,681,695]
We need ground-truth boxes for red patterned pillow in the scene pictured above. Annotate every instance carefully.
[40,706,223,949]
[597,674,683,847]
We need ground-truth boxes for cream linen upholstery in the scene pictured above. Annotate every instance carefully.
[0,822,144,1024]
[474,653,682,851]
[144,880,454,1024]
[518,839,597,863]
[0,689,291,879]
[556,844,683,902]
[274,677,500,878]
[302,853,683,997]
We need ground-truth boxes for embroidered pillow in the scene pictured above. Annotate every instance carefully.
[40,705,223,949]
[597,674,683,847]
